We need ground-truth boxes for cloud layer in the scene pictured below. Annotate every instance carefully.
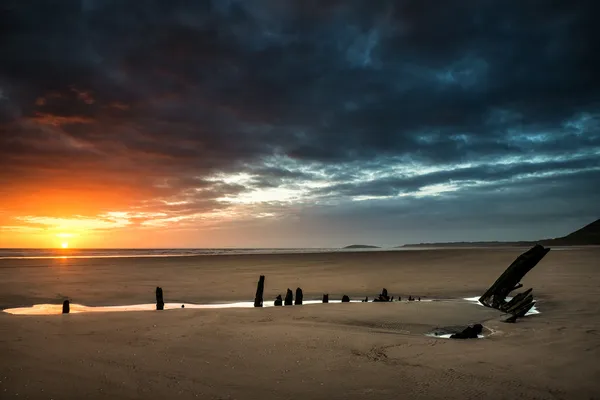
[1,0,599,247]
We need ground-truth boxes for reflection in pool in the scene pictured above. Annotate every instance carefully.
[3,296,541,316]
[425,332,485,339]
[3,300,362,315]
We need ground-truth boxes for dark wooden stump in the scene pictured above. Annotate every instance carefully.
[322,294,329,303]
[450,324,483,339]
[156,287,164,310]
[294,287,303,305]
[284,289,293,306]
[62,300,70,314]
[274,294,283,306]
[341,295,350,303]
[362,296,368,302]
[254,275,265,307]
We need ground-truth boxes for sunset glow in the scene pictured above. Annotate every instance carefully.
[0,2,598,248]
[61,242,69,249]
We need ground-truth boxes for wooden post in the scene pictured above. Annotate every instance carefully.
[156,287,164,310]
[284,289,293,306]
[294,287,303,305]
[254,275,265,307]
[62,300,70,314]
[341,295,350,303]
[322,294,329,303]
[274,294,283,306]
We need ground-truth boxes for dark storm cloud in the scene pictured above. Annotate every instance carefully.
[313,155,600,198]
[0,0,598,241]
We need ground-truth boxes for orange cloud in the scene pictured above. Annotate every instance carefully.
[29,112,95,126]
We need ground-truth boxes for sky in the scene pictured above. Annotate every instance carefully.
[0,0,599,249]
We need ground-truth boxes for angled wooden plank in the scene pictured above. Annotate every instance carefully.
[479,244,550,309]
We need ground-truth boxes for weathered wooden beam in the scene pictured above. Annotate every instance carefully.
[505,301,536,323]
[479,244,550,309]
[284,289,293,306]
[500,288,533,312]
[156,287,164,310]
[322,294,329,303]
[254,275,265,307]
[295,288,303,305]
[504,294,534,315]
[62,300,70,314]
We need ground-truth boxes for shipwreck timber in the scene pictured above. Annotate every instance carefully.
[478,244,550,322]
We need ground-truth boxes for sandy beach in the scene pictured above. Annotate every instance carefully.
[1,247,600,399]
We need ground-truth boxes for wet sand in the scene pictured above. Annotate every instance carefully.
[1,248,599,399]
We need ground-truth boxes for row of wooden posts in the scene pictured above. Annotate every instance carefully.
[59,276,417,314]
[252,275,419,308]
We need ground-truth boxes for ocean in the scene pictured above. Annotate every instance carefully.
[0,247,390,260]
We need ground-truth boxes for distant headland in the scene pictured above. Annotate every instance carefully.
[343,244,381,249]
[399,218,600,248]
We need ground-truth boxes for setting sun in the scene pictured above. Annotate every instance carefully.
[61,242,69,249]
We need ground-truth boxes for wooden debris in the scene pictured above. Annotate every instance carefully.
[156,287,164,311]
[478,244,549,322]
[284,289,293,306]
[295,288,303,305]
[254,275,265,307]
[322,294,329,303]
[373,288,391,302]
[62,300,70,314]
